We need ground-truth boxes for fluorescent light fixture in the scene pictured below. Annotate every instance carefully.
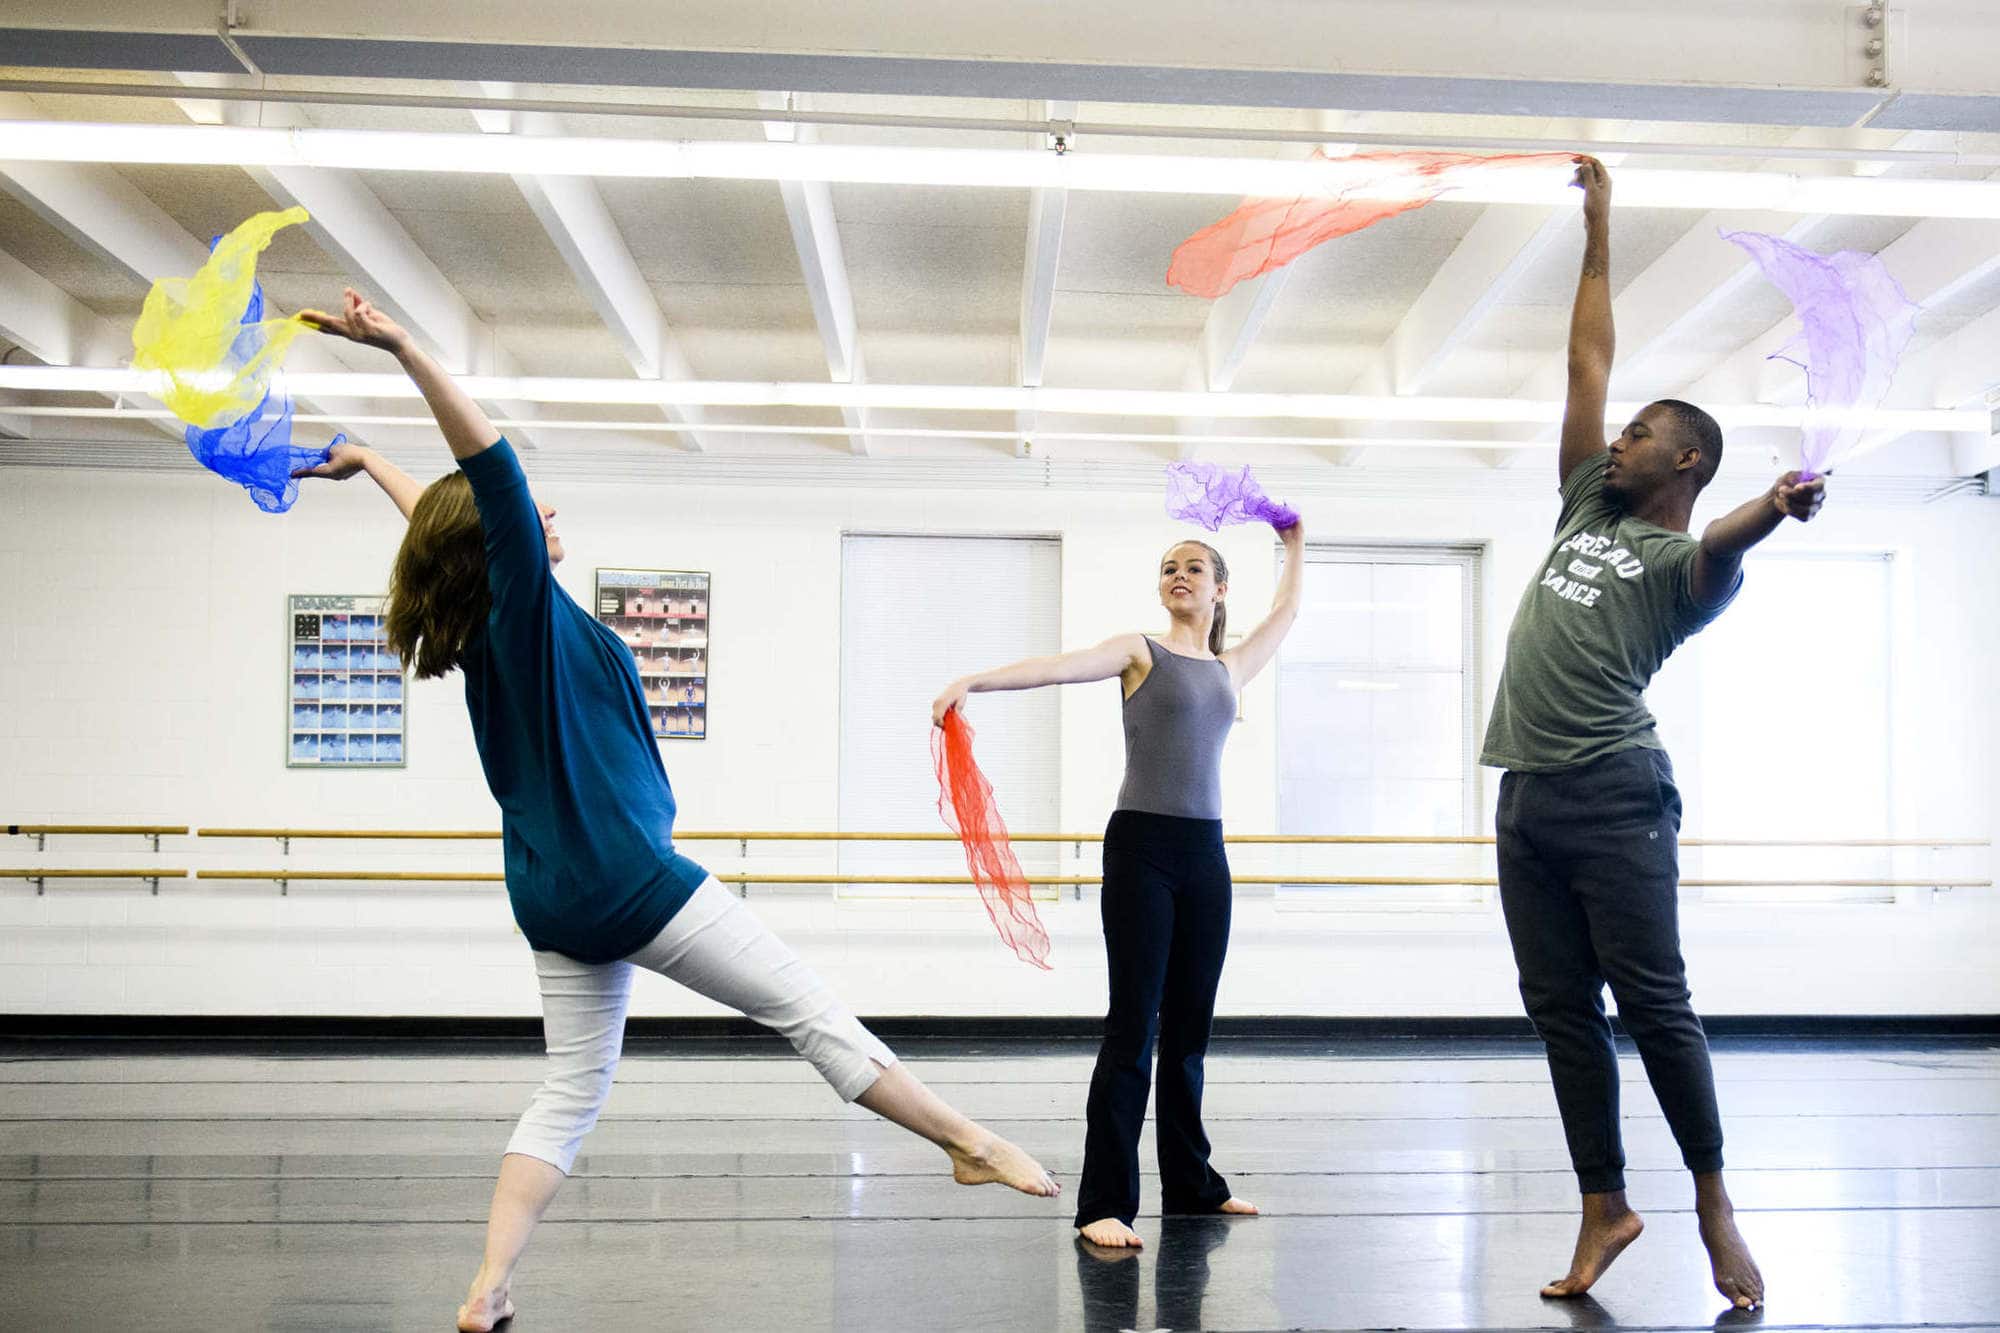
[5,120,2000,218]
[0,366,1981,433]
[0,404,1573,450]
[1,406,1571,454]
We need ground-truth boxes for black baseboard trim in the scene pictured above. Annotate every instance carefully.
[3,1013,1996,1052]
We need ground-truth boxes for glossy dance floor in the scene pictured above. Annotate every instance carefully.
[2,1035,1997,1330]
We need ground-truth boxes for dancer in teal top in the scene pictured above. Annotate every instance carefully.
[299,289,1060,1333]
[455,434,708,962]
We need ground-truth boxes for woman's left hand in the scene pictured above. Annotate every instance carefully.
[292,440,374,481]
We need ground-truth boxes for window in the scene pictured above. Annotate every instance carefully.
[1678,550,1894,902]
[837,534,1062,893]
[1275,544,1483,905]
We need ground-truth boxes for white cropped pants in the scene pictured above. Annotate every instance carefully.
[506,876,898,1173]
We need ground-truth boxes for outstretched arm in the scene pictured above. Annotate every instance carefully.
[1689,472,1826,606]
[1560,156,1614,488]
[932,634,1148,727]
[1220,519,1306,690]
[293,441,425,520]
[300,288,500,462]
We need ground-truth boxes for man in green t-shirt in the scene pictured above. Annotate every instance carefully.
[1483,158,1824,1312]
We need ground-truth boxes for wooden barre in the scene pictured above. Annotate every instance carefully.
[5,825,190,837]
[724,876,1992,889]
[182,870,1992,889]
[1685,839,1992,849]
[197,828,978,842]
[0,868,189,879]
[198,828,502,840]
[190,828,1991,849]
[0,867,187,896]
[196,870,507,881]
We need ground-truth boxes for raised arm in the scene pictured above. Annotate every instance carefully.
[1689,471,1827,605]
[300,288,500,462]
[293,441,425,520]
[1219,519,1305,690]
[931,634,1149,727]
[1560,157,1614,488]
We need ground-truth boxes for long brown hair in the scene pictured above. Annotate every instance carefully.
[1164,540,1230,655]
[385,472,491,679]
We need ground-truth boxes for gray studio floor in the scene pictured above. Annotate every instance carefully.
[2,1035,1997,1331]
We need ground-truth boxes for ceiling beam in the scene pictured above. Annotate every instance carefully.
[1336,202,1569,466]
[1173,269,1294,461]
[1933,306,2000,415]
[1367,205,1571,398]
[0,111,208,280]
[1195,270,1292,396]
[0,96,404,451]
[5,367,1977,436]
[1010,407,1037,459]
[0,244,129,369]
[0,204,197,442]
[1180,117,1394,460]
[8,0,1997,129]
[1017,188,1065,387]
[760,92,871,455]
[1015,100,1074,456]
[470,88,717,451]
[1018,100,1073,395]
[1513,210,1832,421]
[167,76,545,448]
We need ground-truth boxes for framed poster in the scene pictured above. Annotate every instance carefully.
[288,594,407,767]
[595,568,709,739]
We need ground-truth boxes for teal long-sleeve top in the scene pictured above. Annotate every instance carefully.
[457,439,707,963]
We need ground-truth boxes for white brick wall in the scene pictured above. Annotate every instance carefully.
[1,461,1995,1017]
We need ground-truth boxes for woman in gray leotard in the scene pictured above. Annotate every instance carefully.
[932,520,1306,1248]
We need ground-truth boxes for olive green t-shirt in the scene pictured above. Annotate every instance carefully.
[1480,451,1740,773]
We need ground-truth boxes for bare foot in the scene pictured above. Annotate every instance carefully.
[1700,1203,1764,1310]
[1542,1194,1644,1299]
[455,1276,514,1333]
[1218,1197,1259,1216]
[1078,1217,1143,1248]
[948,1134,1061,1197]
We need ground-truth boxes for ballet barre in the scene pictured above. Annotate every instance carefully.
[176,869,1992,899]
[9,826,1986,899]
[183,828,1992,890]
[4,824,189,851]
[188,826,1991,856]
[0,868,188,895]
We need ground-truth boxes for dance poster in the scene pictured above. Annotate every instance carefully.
[594,569,710,740]
[287,594,407,768]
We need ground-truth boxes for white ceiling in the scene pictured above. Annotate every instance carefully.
[1,0,1998,486]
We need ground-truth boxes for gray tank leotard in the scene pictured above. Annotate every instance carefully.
[1113,637,1236,820]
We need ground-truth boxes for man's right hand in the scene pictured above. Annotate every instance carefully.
[1558,155,1616,486]
[1572,155,1611,227]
